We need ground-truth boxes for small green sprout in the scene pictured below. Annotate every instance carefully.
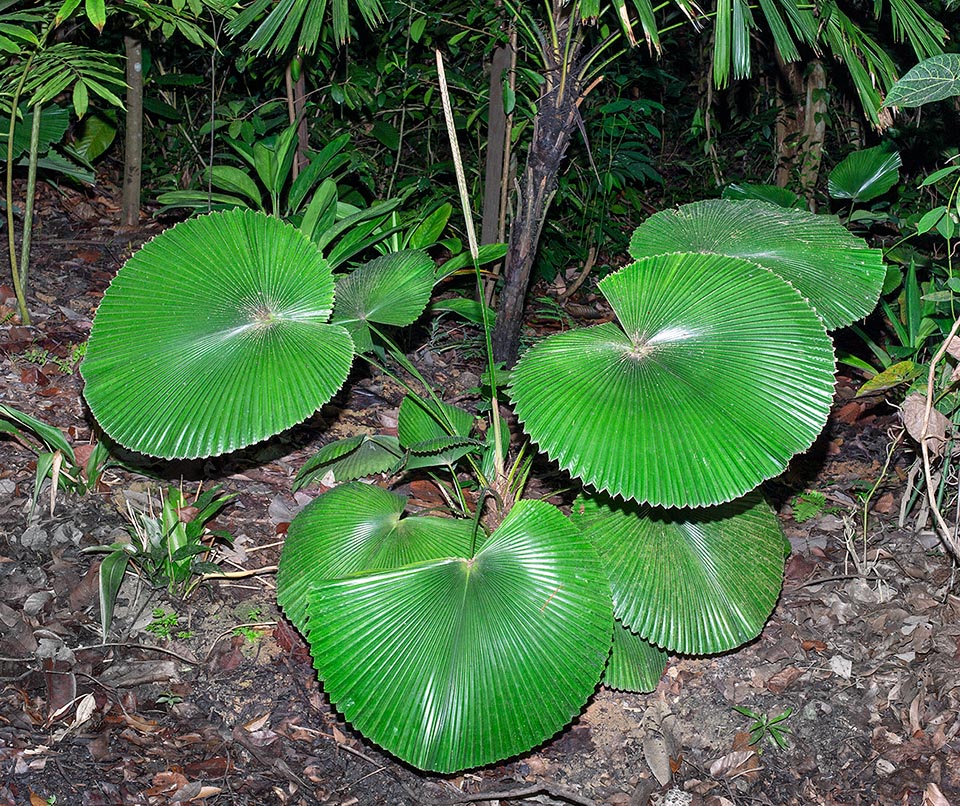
[733,706,793,751]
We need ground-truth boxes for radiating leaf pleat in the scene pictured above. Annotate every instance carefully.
[82,209,354,459]
[509,253,836,507]
[298,500,613,772]
[277,482,476,633]
[579,491,786,655]
[331,249,436,353]
[604,621,668,692]
[628,199,885,331]
[828,146,901,203]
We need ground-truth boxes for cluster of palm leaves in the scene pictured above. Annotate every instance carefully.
[80,196,884,770]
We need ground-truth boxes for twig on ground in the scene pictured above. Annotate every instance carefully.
[921,317,960,561]
[416,783,598,806]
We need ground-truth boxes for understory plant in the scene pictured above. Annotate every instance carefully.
[868,52,960,559]
[84,484,235,638]
[79,192,883,771]
[0,403,110,516]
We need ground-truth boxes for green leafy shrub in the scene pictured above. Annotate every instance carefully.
[79,198,883,771]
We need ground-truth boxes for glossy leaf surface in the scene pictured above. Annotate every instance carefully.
[82,209,354,459]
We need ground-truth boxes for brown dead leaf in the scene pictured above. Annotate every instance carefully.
[709,749,760,780]
[835,401,864,424]
[923,782,951,806]
[902,394,950,457]
[945,337,960,362]
[766,665,803,694]
[801,639,827,653]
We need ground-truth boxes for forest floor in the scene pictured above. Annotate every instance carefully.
[1,184,959,806]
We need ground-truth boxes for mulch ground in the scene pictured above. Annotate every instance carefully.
[1,183,959,806]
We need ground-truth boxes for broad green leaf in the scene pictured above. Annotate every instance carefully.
[84,0,105,30]
[828,146,901,202]
[210,165,263,209]
[604,621,668,693]
[884,54,960,108]
[293,434,403,488]
[97,550,130,639]
[407,203,451,249]
[722,183,806,209]
[855,360,923,397]
[72,80,88,118]
[71,113,116,162]
[629,200,885,331]
[277,481,477,633]
[331,250,435,352]
[577,491,786,655]
[298,499,613,772]
[917,204,947,235]
[82,209,355,459]
[510,253,836,507]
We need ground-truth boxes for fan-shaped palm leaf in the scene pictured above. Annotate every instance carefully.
[509,253,836,507]
[604,621,668,692]
[331,250,436,353]
[298,499,613,771]
[628,200,885,331]
[277,481,477,633]
[82,209,354,459]
[828,146,901,203]
[578,491,786,655]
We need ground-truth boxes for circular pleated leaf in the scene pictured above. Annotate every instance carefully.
[510,253,836,507]
[579,490,786,655]
[604,621,668,693]
[827,146,901,203]
[82,209,354,459]
[628,199,885,330]
[721,183,806,210]
[331,249,436,353]
[277,482,477,633]
[301,499,613,772]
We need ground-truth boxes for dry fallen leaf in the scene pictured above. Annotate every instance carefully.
[901,394,950,457]
[709,749,760,780]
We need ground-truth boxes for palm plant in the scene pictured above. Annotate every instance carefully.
[80,194,884,771]
[2,0,125,324]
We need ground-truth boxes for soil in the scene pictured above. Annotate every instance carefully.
[2,183,959,806]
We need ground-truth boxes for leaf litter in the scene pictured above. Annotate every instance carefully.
[1,201,959,805]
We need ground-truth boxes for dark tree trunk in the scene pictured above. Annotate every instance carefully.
[121,34,143,227]
[491,9,585,368]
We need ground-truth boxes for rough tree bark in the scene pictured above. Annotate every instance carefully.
[774,57,827,209]
[491,9,585,367]
[121,34,143,226]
